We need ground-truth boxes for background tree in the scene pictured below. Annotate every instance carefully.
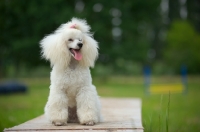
[164,20,200,74]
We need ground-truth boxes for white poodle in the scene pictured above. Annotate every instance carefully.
[40,18,102,126]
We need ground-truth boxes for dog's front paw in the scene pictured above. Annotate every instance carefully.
[78,110,98,126]
[52,120,67,126]
[45,102,68,126]
[84,121,95,126]
[79,115,98,126]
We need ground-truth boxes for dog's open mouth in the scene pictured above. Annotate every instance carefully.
[69,48,82,61]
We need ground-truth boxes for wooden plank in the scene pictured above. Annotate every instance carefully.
[4,98,143,132]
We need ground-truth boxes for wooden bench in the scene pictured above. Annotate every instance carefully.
[4,98,143,132]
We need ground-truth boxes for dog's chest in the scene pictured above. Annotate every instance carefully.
[63,68,91,107]
[63,68,89,86]
[51,67,91,90]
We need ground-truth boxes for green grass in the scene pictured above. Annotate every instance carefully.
[0,76,200,131]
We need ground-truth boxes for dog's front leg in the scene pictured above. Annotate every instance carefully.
[76,86,99,125]
[45,86,68,126]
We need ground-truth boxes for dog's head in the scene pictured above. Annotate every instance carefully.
[40,18,98,68]
[65,29,84,61]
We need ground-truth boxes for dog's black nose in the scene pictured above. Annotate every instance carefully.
[78,43,83,48]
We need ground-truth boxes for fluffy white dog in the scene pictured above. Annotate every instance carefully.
[40,18,102,126]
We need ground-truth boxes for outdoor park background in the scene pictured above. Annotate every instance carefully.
[0,0,200,131]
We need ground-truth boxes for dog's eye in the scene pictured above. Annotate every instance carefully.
[79,39,82,41]
[68,38,73,41]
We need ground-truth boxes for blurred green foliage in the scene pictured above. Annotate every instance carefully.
[0,0,200,77]
[164,20,200,74]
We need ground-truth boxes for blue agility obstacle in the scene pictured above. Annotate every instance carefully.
[0,81,27,94]
[181,65,188,94]
[144,65,188,95]
[144,66,151,94]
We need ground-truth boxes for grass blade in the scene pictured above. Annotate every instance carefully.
[166,92,170,132]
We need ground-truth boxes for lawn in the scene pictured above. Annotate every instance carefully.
[0,76,200,132]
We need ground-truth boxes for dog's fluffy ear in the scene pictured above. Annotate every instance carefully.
[81,35,99,68]
[40,32,71,67]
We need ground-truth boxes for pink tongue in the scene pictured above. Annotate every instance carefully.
[72,49,82,60]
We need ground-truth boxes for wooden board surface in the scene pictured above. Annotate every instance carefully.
[4,98,143,132]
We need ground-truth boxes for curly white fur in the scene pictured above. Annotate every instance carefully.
[40,18,102,126]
